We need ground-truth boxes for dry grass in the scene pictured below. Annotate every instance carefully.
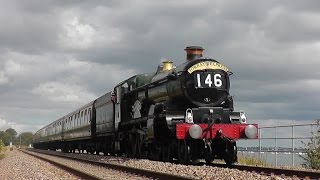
[237,155,269,167]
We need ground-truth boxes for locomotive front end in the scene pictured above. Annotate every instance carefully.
[175,57,258,141]
[182,59,230,107]
[170,46,258,165]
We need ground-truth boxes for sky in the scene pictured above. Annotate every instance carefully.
[0,0,319,138]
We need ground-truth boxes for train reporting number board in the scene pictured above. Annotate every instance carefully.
[194,72,223,88]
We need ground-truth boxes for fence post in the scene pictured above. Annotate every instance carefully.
[259,128,261,159]
[292,125,294,166]
[275,127,277,167]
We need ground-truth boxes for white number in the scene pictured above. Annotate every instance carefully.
[197,73,201,87]
[195,73,223,88]
[214,74,222,87]
[205,74,213,87]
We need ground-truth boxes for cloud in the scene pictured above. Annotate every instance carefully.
[62,17,97,49]
[0,52,137,132]
[0,117,42,133]
[58,13,123,50]
[32,81,96,103]
[4,60,23,75]
[261,6,320,43]
[0,72,8,85]
[0,0,319,135]
[0,59,23,85]
[0,118,10,130]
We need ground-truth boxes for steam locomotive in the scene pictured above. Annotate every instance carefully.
[33,46,258,165]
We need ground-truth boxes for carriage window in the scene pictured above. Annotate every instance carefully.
[81,111,83,117]
[121,82,129,94]
[85,109,87,115]
[76,115,78,127]
[88,109,91,124]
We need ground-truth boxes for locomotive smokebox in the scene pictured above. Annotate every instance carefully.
[185,46,204,61]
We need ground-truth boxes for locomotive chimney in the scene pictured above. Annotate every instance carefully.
[185,46,204,61]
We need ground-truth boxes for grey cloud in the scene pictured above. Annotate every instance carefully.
[0,7,61,53]
[262,10,320,43]
[0,0,320,133]
[282,0,320,13]
[217,0,274,23]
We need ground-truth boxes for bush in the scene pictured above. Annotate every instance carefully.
[302,120,320,170]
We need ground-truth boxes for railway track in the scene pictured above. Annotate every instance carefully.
[22,149,191,180]
[24,149,320,179]
[210,163,320,179]
[21,149,103,180]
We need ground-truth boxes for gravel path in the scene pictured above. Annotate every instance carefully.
[0,149,78,180]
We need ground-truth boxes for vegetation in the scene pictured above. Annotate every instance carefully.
[0,139,5,159]
[237,155,269,167]
[15,132,34,147]
[0,128,17,146]
[0,128,34,147]
[301,120,320,170]
[0,139,4,152]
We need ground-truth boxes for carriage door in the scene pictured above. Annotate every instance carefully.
[114,86,121,131]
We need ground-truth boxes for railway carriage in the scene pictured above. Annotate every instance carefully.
[34,46,258,165]
[34,102,94,152]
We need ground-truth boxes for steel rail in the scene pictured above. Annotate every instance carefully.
[211,163,320,179]
[20,149,102,180]
[25,149,191,180]
[26,148,320,179]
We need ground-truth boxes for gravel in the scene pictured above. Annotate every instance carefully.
[26,151,149,180]
[1,147,306,179]
[30,149,300,180]
[0,149,79,180]
[101,158,290,180]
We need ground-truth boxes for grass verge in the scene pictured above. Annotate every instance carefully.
[237,155,269,167]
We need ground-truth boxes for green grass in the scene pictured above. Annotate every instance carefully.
[237,155,269,167]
